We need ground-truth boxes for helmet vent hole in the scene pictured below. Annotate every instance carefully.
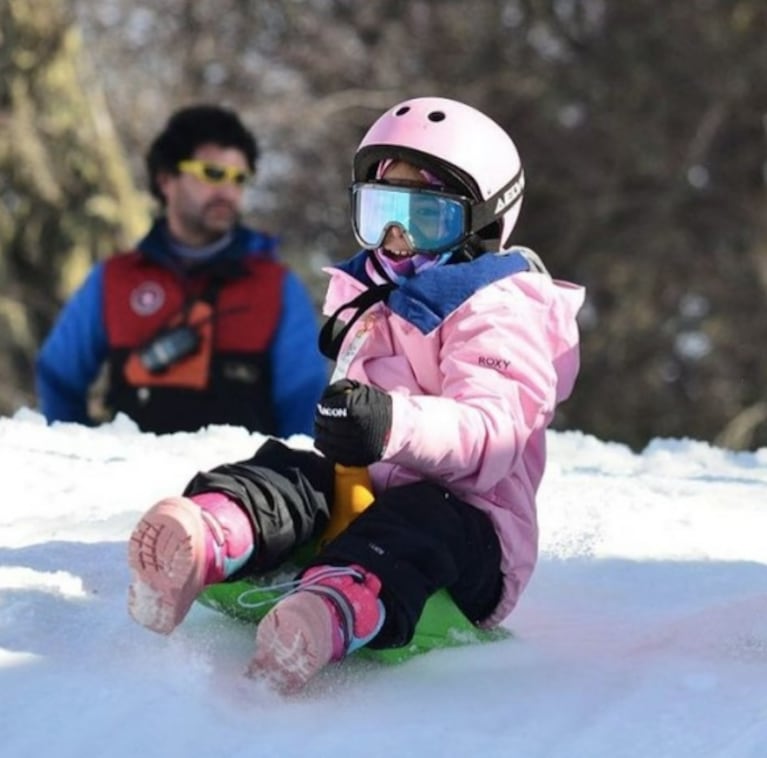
[428,111,446,122]
[394,106,410,116]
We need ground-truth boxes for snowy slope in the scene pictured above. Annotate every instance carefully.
[1,410,765,757]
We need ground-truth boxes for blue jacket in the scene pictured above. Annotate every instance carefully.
[36,220,328,437]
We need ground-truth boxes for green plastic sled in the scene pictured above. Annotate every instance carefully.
[197,558,510,665]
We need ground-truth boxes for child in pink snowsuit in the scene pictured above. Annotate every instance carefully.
[127,96,584,693]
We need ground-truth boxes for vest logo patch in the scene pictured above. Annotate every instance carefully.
[130,282,165,316]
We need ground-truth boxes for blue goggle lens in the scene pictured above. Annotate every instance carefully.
[351,184,469,254]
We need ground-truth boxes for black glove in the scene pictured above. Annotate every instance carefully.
[314,379,393,466]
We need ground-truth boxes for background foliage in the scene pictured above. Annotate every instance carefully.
[2,0,766,450]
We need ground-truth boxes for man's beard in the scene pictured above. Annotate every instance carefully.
[185,201,240,242]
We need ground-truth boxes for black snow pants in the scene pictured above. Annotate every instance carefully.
[184,439,503,648]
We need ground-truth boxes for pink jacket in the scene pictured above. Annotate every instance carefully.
[323,250,584,626]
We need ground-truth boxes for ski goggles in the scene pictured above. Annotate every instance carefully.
[350,183,471,254]
[177,160,251,187]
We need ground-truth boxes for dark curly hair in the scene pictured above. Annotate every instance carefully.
[146,104,259,204]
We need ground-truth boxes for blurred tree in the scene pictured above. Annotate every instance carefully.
[511,0,767,448]
[0,0,149,412]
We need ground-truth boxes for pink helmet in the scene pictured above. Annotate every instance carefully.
[353,97,525,251]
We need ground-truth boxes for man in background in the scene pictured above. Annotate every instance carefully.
[36,104,326,436]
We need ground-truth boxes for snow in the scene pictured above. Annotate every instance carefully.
[2,409,765,757]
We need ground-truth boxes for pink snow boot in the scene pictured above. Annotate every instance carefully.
[128,492,254,634]
[246,565,385,694]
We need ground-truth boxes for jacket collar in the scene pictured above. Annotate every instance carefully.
[136,218,277,272]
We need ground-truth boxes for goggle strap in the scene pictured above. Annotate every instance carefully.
[470,167,525,233]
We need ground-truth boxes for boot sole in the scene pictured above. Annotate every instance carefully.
[127,497,205,635]
[246,592,334,694]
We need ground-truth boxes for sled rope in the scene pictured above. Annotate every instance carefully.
[234,565,363,610]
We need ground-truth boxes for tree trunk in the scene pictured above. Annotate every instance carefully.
[0,0,149,414]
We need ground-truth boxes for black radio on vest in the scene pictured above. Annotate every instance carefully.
[138,324,202,374]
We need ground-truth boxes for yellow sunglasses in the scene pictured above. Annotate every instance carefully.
[177,160,251,186]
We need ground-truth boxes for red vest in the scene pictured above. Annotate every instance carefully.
[102,251,285,433]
